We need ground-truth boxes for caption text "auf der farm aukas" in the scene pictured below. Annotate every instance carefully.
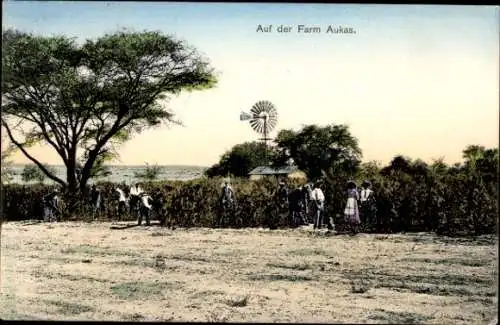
[256,24,356,34]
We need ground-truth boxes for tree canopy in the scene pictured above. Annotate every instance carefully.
[205,124,362,180]
[205,141,273,178]
[2,28,218,197]
[273,124,362,180]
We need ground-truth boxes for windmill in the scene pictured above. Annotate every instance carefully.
[240,100,278,164]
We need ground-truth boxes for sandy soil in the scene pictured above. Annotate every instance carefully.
[0,221,497,324]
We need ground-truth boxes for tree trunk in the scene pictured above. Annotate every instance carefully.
[64,149,85,217]
[80,148,99,194]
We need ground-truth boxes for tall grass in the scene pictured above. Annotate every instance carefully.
[1,166,497,236]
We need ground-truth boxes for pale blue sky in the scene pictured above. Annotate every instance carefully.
[3,2,499,166]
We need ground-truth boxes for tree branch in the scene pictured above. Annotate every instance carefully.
[1,119,66,186]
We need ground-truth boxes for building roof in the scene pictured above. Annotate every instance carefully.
[248,165,300,176]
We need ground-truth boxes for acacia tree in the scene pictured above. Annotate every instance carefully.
[2,28,217,204]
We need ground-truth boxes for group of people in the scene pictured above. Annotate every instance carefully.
[273,179,377,234]
[344,180,378,233]
[215,178,377,234]
[40,183,157,225]
[40,178,377,234]
[111,183,158,226]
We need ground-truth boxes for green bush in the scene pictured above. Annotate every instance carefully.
[1,170,497,236]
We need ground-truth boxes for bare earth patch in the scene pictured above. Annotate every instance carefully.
[0,221,497,323]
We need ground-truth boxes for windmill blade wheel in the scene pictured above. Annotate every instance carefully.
[249,100,278,135]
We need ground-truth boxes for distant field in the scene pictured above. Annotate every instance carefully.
[5,165,207,184]
[1,222,497,323]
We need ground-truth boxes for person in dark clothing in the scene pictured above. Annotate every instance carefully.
[359,180,377,232]
[301,184,312,224]
[43,189,60,222]
[216,181,235,227]
[152,191,166,226]
[90,185,101,219]
[114,187,128,221]
[278,181,288,204]
[288,187,308,227]
[138,193,153,226]
[276,181,290,226]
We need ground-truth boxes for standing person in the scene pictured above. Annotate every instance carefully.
[276,180,290,226]
[344,180,361,234]
[136,183,144,195]
[216,180,235,227]
[277,181,288,204]
[138,193,153,226]
[311,181,326,229]
[302,184,312,224]
[359,180,377,232]
[288,187,308,227]
[128,183,142,217]
[152,191,166,226]
[89,185,101,220]
[42,189,60,222]
[115,187,128,220]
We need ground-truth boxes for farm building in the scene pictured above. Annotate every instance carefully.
[248,166,307,181]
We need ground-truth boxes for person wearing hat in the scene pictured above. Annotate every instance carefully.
[344,180,361,234]
[359,180,377,231]
[311,181,326,229]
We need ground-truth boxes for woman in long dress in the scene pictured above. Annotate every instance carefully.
[344,181,361,234]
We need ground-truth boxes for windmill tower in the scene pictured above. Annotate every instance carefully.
[240,100,278,164]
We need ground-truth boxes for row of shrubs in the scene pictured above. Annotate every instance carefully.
[1,167,497,236]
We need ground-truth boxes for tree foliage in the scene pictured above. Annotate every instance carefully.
[273,124,362,180]
[206,125,362,180]
[134,162,163,181]
[1,28,218,200]
[205,141,274,178]
[0,144,15,184]
[21,164,56,183]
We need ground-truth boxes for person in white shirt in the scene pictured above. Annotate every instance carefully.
[359,180,377,231]
[115,187,128,219]
[128,183,145,217]
[130,183,144,196]
[138,192,153,226]
[311,181,326,229]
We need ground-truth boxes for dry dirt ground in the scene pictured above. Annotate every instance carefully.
[0,221,498,324]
